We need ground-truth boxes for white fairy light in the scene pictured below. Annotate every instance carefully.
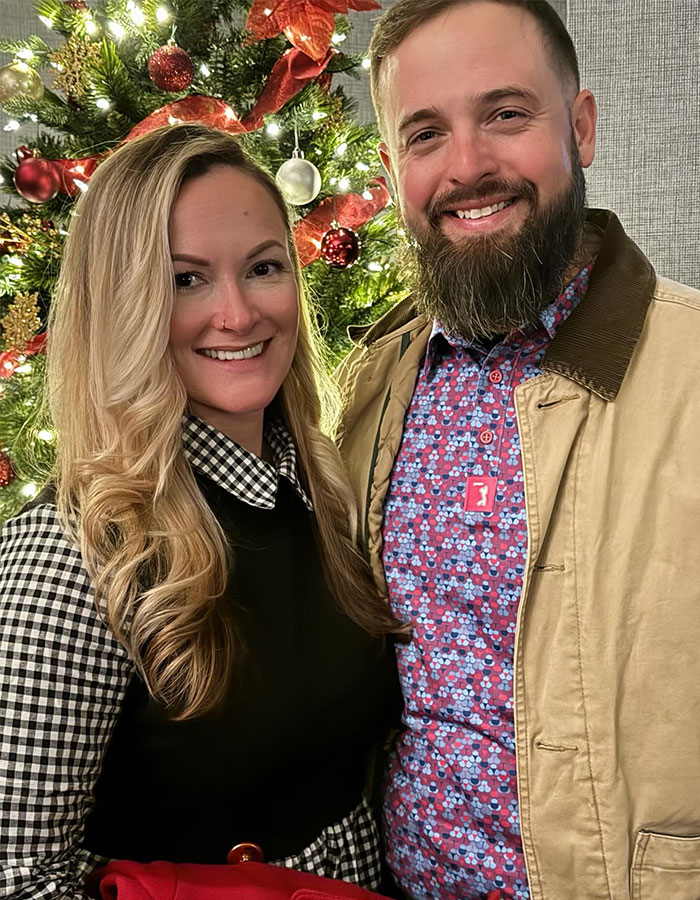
[367,261,383,272]
[95,98,111,110]
[73,179,89,193]
[130,6,146,26]
[3,120,21,132]
[266,122,281,137]
[312,111,327,121]
[355,161,370,171]
[15,363,33,375]
[109,21,126,39]
[362,189,373,200]
[21,482,38,498]
[335,142,347,156]
[200,62,211,77]
[331,32,347,44]
[38,15,54,28]
[361,57,371,70]
[37,429,55,442]
[7,256,23,267]
[156,6,171,23]
[338,176,350,191]
[16,49,34,61]
[85,17,98,35]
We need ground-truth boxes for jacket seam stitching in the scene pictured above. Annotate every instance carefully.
[651,295,700,313]
[513,384,543,896]
[363,387,392,549]
[571,421,614,899]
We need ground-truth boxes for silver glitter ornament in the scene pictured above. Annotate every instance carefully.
[275,151,321,206]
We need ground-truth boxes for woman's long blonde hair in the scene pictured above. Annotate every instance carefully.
[48,124,405,720]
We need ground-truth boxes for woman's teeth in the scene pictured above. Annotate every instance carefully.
[454,198,515,219]
[201,342,264,361]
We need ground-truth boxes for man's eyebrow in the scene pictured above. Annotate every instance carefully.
[397,106,443,137]
[474,86,540,106]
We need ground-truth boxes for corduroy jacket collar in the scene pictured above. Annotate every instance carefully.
[349,209,656,402]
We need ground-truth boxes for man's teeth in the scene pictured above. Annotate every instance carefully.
[454,198,515,219]
[201,342,264,361]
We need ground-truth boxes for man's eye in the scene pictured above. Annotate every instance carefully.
[496,110,524,122]
[410,130,437,145]
[174,272,200,289]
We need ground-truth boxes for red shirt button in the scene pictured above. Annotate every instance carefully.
[479,429,494,445]
[488,370,503,384]
[227,842,264,865]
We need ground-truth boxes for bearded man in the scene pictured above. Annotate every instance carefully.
[336,2,700,899]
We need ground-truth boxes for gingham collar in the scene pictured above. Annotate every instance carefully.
[182,416,313,512]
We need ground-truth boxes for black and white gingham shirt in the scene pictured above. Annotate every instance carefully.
[0,417,381,899]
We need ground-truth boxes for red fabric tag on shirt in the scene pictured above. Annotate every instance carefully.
[464,476,497,513]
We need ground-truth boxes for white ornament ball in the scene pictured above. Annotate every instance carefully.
[275,157,322,206]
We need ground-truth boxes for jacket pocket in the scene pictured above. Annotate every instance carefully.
[631,829,700,900]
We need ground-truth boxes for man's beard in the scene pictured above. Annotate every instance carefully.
[399,144,588,342]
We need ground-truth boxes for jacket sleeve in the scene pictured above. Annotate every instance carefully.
[0,505,133,899]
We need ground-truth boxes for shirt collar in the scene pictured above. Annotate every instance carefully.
[182,416,313,512]
[424,261,594,373]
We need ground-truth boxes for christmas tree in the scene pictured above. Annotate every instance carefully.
[0,0,407,521]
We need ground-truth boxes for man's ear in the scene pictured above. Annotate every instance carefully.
[378,141,396,187]
[571,89,597,168]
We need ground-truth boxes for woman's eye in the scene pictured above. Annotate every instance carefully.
[174,272,201,289]
[249,260,283,278]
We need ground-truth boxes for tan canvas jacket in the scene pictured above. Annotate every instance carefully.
[337,210,700,900]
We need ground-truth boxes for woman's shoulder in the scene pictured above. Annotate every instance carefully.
[1,499,127,658]
[2,496,85,584]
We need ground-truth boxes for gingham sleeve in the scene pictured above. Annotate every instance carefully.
[0,504,134,899]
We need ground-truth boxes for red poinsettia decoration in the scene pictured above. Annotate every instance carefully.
[247,0,380,62]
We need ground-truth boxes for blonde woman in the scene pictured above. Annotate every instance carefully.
[0,124,405,898]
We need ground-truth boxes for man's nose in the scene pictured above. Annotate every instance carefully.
[444,128,499,188]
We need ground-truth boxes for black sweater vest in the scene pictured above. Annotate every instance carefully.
[82,475,402,863]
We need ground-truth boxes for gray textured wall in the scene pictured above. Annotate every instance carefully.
[1,0,698,286]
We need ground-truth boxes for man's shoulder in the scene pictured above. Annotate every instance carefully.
[652,275,700,313]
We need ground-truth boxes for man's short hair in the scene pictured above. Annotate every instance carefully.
[370,0,581,134]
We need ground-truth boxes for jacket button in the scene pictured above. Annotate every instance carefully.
[227,842,264,865]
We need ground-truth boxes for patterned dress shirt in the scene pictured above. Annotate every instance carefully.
[382,266,592,900]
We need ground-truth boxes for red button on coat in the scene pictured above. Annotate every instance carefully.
[479,429,494,445]
[488,370,503,384]
[227,842,264,865]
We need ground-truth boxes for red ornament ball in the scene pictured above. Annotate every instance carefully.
[0,452,15,488]
[148,45,194,93]
[13,157,61,204]
[320,227,361,269]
